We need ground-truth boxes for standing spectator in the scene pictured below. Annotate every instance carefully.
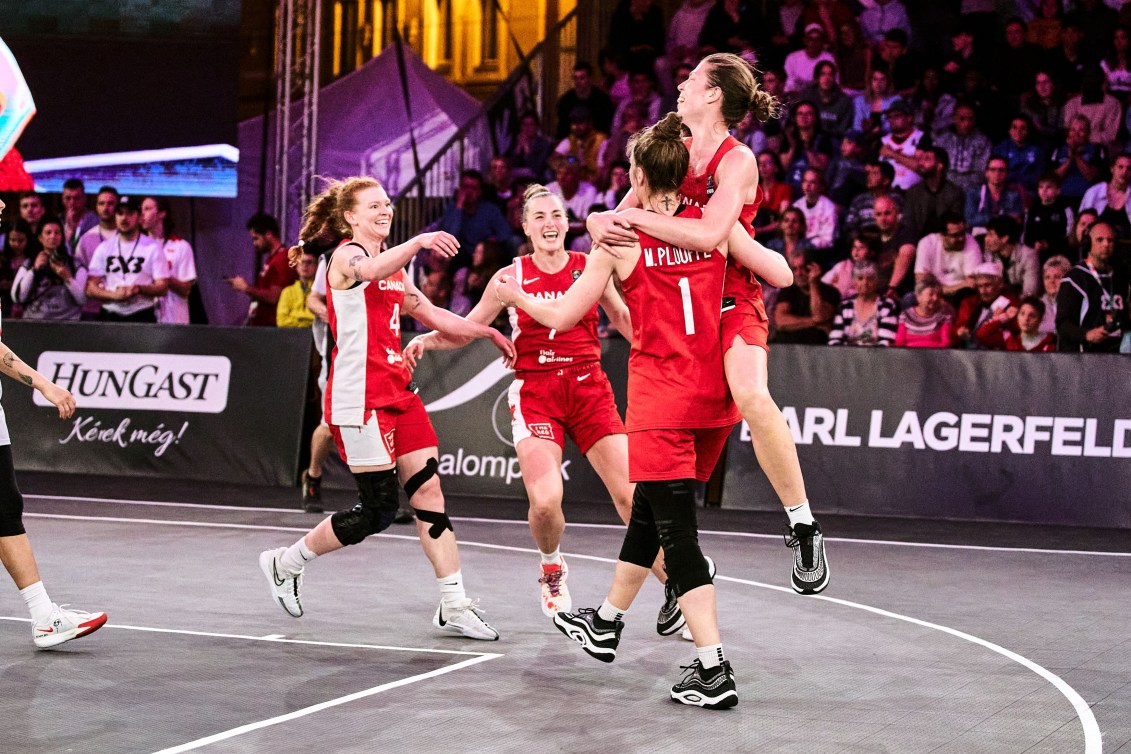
[784,24,836,93]
[873,194,917,296]
[546,161,599,240]
[12,218,86,321]
[1079,152,1131,240]
[607,0,665,72]
[992,115,1045,195]
[823,231,881,300]
[508,111,555,182]
[914,212,983,301]
[86,198,168,322]
[556,62,615,139]
[609,69,662,143]
[983,215,1041,298]
[843,160,901,237]
[142,197,197,325]
[1025,173,1075,263]
[895,275,954,348]
[0,220,33,318]
[60,179,98,252]
[781,101,834,191]
[965,157,1025,233]
[852,69,897,136]
[1020,71,1065,147]
[976,297,1057,352]
[793,168,838,255]
[1051,115,1106,204]
[934,102,993,192]
[1062,67,1122,152]
[827,261,900,346]
[551,107,607,185]
[878,98,927,190]
[954,261,1020,349]
[801,61,854,139]
[74,186,119,320]
[276,246,317,328]
[1057,222,1129,351]
[1039,255,1074,335]
[771,249,840,344]
[1101,25,1131,102]
[697,0,759,55]
[859,0,912,45]
[903,147,965,239]
[17,193,45,238]
[228,212,297,326]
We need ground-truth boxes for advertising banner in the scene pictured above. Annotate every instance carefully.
[2,322,310,486]
[721,346,1131,529]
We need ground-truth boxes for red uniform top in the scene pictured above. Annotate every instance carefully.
[508,252,601,375]
[324,243,412,426]
[678,135,765,313]
[620,205,739,431]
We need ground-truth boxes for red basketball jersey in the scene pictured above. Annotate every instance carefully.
[325,243,413,426]
[508,252,601,374]
[620,206,739,431]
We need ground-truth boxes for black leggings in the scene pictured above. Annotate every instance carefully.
[617,479,713,598]
[0,445,25,537]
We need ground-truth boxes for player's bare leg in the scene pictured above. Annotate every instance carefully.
[516,437,573,616]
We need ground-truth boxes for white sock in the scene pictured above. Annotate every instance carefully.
[280,538,316,575]
[438,571,466,607]
[21,581,53,624]
[697,642,725,670]
[597,599,626,623]
[785,500,815,527]
[540,548,562,566]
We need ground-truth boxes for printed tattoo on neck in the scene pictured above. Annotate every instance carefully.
[661,195,673,212]
[348,254,367,281]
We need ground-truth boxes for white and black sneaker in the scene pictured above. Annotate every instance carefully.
[553,608,623,663]
[657,555,716,636]
[433,598,500,641]
[785,520,829,594]
[670,659,738,709]
[259,547,304,617]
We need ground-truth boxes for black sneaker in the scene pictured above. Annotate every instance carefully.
[393,507,415,524]
[657,555,716,636]
[785,520,829,594]
[301,471,323,514]
[553,608,623,663]
[670,659,738,709]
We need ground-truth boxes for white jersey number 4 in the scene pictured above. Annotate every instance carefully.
[389,303,400,333]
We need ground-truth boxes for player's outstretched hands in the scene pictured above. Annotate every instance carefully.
[402,335,429,374]
[416,231,460,258]
[494,275,523,306]
[487,328,517,369]
[40,382,76,420]
[586,210,637,247]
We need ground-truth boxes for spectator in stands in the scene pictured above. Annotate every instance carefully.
[781,101,834,191]
[873,194,917,296]
[827,261,899,346]
[983,215,1041,298]
[450,239,505,319]
[438,169,516,271]
[607,0,665,72]
[142,197,197,325]
[955,261,1020,349]
[1049,15,1088,94]
[666,0,714,65]
[1027,0,1063,49]
[508,111,555,182]
[774,0,807,52]
[992,115,1045,195]
[826,130,869,207]
[556,62,615,139]
[910,67,955,138]
[1039,255,1073,335]
[1079,0,1119,51]
[765,207,816,260]
[229,212,297,326]
[598,48,631,104]
[276,246,317,328]
[86,198,168,323]
[793,168,838,255]
[859,0,912,45]
[75,186,118,273]
[965,156,1025,233]
[998,17,1041,101]
[758,150,793,218]
[601,161,631,209]
[903,146,964,239]
[878,98,927,191]
[1057,222,1129,352]
[610,68,662,141]
[853,68,897,136]
[934,101,992,192]
[12,218,86,321]
[1101,25,1131,102]
[1080,153,1131,240]
[60,179,98,252]
[976,296,1057,351]
[0,220,33,317]
[784,24,836,93]
[802,61,853,139]
[484,155,517,208]
[914,212,983,302]
[546,160,599,239]
[602,103,645,186]
[940,22,987,94]
[1067,208,1099,262]
[834,19,871,94]
[551,106,607,184]
[823,230,881,299]
[17,193,45,238]
[1052,115,1105,204]
[771,248,840,344]
[803,0,855,43]
[419,268,453,313]
[875,29,924,97]
[843,160,901,237]
[732,110,767,154]
[895,274,954,348]
[1020,71,1065,147]
[697,0,758,55]
[1063,67,1122,152]
[759,67,788,149]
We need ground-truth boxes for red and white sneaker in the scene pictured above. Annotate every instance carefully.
[538,557,571,617]
[33,604,108,649]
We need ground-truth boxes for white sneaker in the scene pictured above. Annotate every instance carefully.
[433,598,500,641]
[33,604,108,649]
[538,557,571,617]
[259,547,303,617]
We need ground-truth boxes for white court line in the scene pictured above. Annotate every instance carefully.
[25,495,1130,558]
[23,510,1103,753]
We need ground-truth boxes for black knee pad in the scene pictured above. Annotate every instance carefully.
[0,446,24,537]
[413,508,453,539]
[618,485,661,568]
[331,468,399,546]
[646,480,712,598]
[403,457,438,499]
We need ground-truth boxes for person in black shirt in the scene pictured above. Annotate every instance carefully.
[555,62,615,140]
[1057,222,1129,352]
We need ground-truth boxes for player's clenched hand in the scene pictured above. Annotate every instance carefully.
[40,382,76,420]
[402,336,429,373]
[494,275,523,306]
[416,231,460,258]
[487,328,517,368]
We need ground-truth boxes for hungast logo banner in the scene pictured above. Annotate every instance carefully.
[33,352,231,413]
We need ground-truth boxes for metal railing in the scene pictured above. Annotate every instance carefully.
[388,9,578,245]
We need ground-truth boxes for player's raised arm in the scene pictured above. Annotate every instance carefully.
[495,250,618,332]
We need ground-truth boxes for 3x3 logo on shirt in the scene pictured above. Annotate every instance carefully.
[105,256,144,274]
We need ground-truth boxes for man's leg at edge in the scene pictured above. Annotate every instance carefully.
[301,424,334,513]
